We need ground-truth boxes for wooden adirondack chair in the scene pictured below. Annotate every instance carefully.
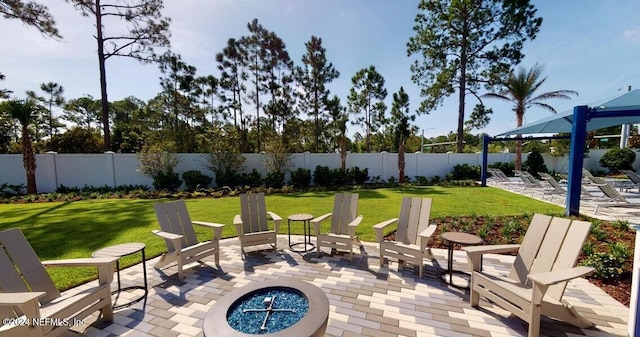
[153,199,225,280]
[312,193,363,262]
[463,214,594,337]
[373,197,436,278]
[234,193,282,256]
[0,228,116,337]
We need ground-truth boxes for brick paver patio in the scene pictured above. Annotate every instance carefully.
[63,235,629,337]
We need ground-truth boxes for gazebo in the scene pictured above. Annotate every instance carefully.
[483,88,640,337]
[482,89,640,216]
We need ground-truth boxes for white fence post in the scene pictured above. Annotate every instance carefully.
[40,152,58,193]
[105,151,116,188]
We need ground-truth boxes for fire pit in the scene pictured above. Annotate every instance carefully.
[202,279,329,337]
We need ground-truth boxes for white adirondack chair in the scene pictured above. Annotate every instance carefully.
[373,197,436,278]
[0,228,116,337]
[463,214,594,337]
[234,193,282,256]
[153,199,225,280]
[312,193,363,262]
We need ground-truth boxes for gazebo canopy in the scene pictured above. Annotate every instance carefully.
[486,89,640,216]
[496,89,640,136]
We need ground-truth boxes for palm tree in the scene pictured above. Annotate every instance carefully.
[2,99,39,194]
[485,64,578,170]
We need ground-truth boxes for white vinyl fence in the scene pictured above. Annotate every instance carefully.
[0,149,631,193]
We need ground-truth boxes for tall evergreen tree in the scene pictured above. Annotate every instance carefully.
[484,64,578,170]
[66,0,171,151]
[216,38,249,152]
[0,0,60,38]
[348,65,387,153]
[294,36,339,152]
[389,87,415,183]
[26,82,65,137]
[407,0,542,152]
[326,95,349,169]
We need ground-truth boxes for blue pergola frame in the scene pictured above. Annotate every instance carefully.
[482,105,640,216]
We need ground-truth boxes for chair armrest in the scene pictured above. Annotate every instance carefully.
[192,221,225,229]
[192,221,225,240]
[152,229,183,241]
[42,257,117,285]
[373,218,398,242]
[463,244,520,271]
[0,292,46,306]
[41,257,118,268]
[527,266,594,286]
[152,229,184,255]
[347,216,364,238]
[312,213,332,235]
[233,215,243,235]
[418,224,437,239]
[267,212,282,232]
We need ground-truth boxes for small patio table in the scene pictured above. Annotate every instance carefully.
[440,232,483,289]
[92,242,148,309]
[287,213,315,252]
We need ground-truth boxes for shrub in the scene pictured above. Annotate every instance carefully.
[153,169,182,191]
[523,149,548,178]
[290,168,311,188]
[182,170,212,191]
[137,143,180,191]
[582,252,626,281]
[332,168,349,186]
[241,169,262,187]
[599,147,636,172]
[488,161,515,177]
[313,166,333,187]
[264,170,285,188]
[214,169,243,188]
[348,167,369,185]
[447,164,480,181]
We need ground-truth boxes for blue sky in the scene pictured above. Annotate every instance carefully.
[1,0,639,139]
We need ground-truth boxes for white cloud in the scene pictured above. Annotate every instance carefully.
[623,28,640,42]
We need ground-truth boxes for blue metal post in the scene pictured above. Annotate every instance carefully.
[481,135,489,187]
[566,106,589,216]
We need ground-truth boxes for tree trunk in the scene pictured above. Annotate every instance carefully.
[22,127,37,194]
[340,134,347,170]
[95,1,111,151]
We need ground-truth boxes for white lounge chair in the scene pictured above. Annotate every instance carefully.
[374,197,436,278]
[312,193,363,262]
[153,199,225,280]
[463,214,593,337]
[0,228,116,337]
[234,192,282,257]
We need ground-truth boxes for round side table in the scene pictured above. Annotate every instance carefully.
[92,242,148,309]
[440,232,483,289]
[287,214,314,252]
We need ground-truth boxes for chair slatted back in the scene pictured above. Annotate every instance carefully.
[396,197,432,245]
[330,193,359,235]
[596,181,627,202]
[622,170,640,184]
[0,228,60,310]
[508,214,553,283]
[240,193,269,234]
[545,219,591,300]
[154,200,199,252]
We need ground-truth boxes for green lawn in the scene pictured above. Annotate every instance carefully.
[0,186,564,290]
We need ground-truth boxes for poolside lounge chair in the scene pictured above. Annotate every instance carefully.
[234,192,282,257]
[620,169,640,192]
[463,214,593,337]
[374,197,436,278]
[153,199,225,280]
[591,179,640,213]
[538,172,597,203]
[312,193,363,262]
[0,228,117,337]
